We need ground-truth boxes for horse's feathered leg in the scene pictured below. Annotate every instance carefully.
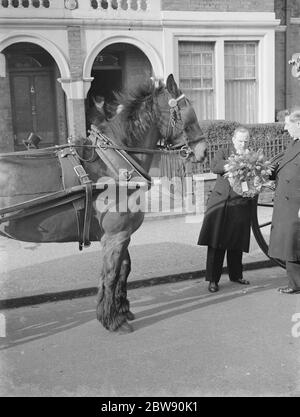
[96,232,133,332]
[115,249,135,321]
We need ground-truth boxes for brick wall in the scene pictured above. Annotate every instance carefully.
[275,0,287,24]
[275,31,287,116]
[291,0,300,17]
[286,24,300,109]
[54,66,68,144]
[67,26,85,79]
[67,26,87,138]
[66,98,86,138]
[162,0,274,12]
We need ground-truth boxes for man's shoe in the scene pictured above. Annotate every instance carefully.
[278,287,300,294]
[208,282,219,293]
[231,278,250,285]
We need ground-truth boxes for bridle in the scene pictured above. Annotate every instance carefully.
[156,91,195,159]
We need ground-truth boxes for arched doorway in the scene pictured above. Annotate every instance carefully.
[86,43,152,128]
[3,42,66,150]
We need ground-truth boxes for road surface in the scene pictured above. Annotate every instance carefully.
[1,266,300,397]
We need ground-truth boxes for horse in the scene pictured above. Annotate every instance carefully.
[0,74,207,333]
[85,95,118,129]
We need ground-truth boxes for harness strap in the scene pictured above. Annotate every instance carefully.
[0,181,112,224]
[58,149,93,251]
[0,193,85,225]
[90,126,152,184]
[73,164,93,250]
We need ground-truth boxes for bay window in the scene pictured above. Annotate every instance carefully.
[178,40,258,123]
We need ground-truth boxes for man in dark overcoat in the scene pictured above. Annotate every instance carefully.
[198,127,252,292]
[269,110,300,294]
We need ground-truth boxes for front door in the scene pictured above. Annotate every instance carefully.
[10,71,58,150]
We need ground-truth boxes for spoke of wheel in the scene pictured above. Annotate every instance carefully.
[257,203,274,207]
[251,192,286,269]
[259,221,272,228]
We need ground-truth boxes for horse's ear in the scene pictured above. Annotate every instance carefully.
[166,74,180,98]
[93,96,104,112]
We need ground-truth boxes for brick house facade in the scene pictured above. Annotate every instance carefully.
[275,0,300,114]
[0,0,296,152]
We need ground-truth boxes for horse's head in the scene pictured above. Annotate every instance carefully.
[154,74,207,162]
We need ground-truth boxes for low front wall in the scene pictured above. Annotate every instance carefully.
[143,172,217,216]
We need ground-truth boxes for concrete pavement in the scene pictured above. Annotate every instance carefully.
[1,266,299,397]
[0,207,278,308]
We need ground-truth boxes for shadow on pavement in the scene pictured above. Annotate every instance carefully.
[0,275,282,350]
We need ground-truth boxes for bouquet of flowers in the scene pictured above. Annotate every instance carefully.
[224,149,273,198]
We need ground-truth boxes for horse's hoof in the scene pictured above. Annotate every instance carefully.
[116,321,133,334]
[126,311,135,321]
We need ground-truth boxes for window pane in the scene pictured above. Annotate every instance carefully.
[245,66,256,78]
[179,53,191,65]
[179,41,215,120]
[246,55,255,65]
[203,78,213,88]
[225,41,258,123]
[191,53,201,66]
[184,66,192,78]
[246,43,256,54]
[192,66,201,77]
[180,79,191,89]
[202,53,212,65]
[191,79,202,89]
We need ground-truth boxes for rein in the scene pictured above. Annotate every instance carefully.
[86,128,187,155]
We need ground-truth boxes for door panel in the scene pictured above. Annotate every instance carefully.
[10,71,58,150]
[11,75,33,147]
[34,74,57,144]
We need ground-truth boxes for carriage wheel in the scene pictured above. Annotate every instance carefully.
[251,153,286,269]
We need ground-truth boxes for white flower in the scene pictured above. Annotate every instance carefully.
[258,154,264,161]
[254,176,260,186]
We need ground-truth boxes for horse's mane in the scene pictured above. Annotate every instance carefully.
[97,79,165,147]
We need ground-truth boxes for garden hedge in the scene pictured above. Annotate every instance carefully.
[192,120,292,173]
[199,120,291,148]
